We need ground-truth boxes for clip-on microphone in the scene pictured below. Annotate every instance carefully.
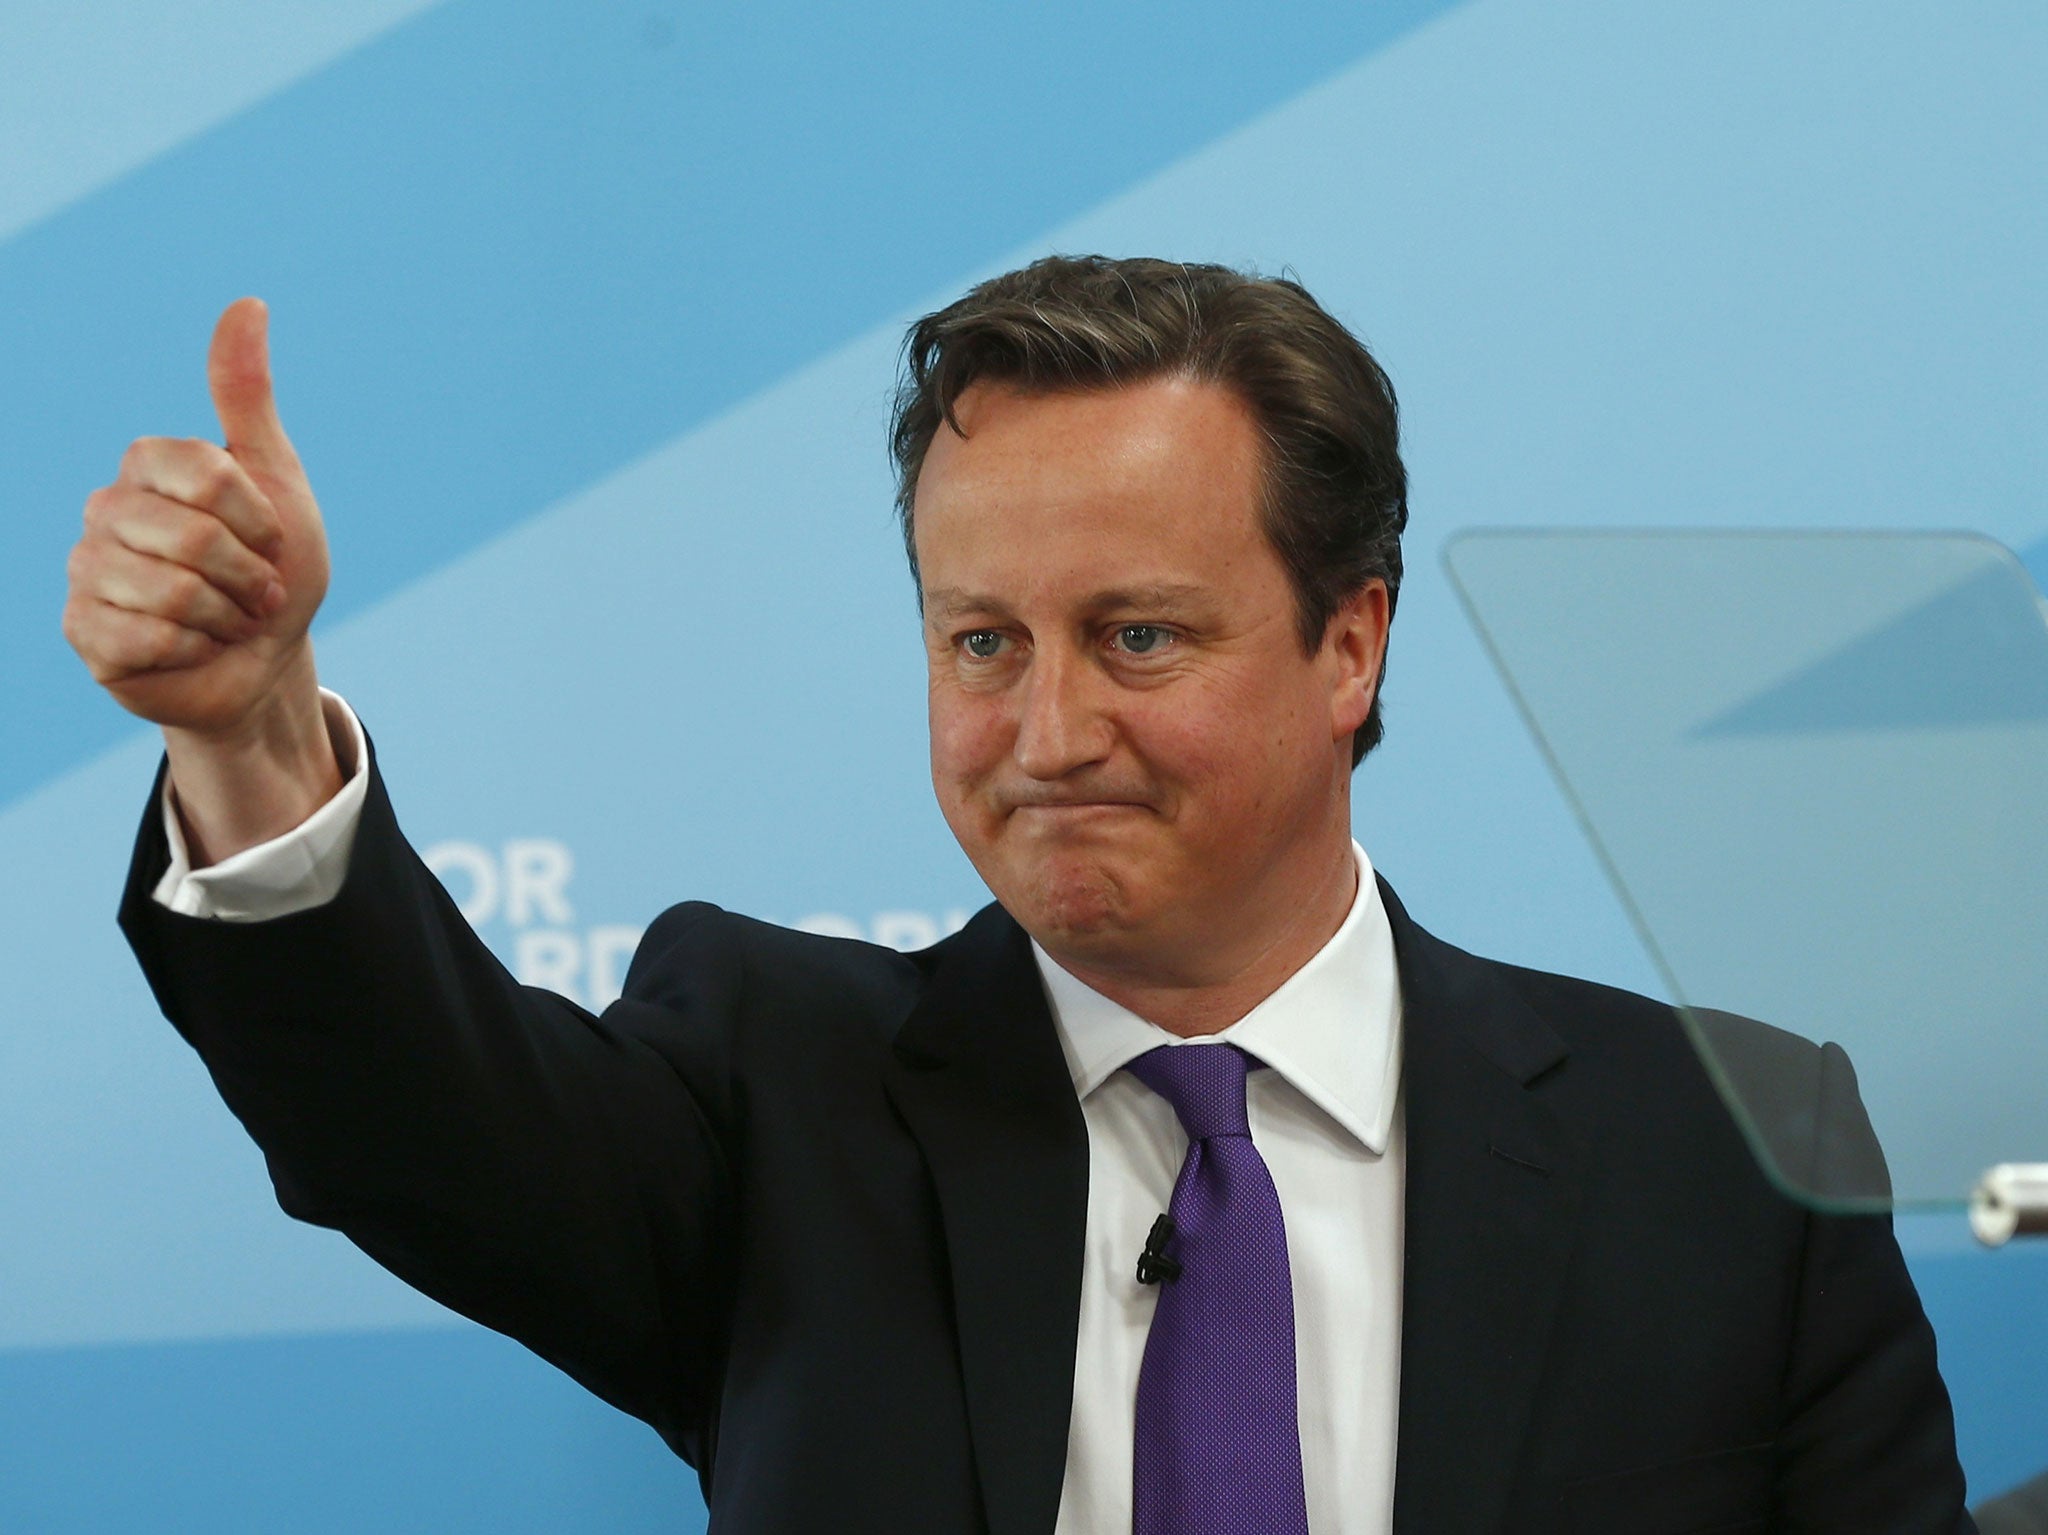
[1135,1213,1182,1285]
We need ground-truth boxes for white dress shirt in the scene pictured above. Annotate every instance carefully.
[1038,848,1404,1535]
[152,689,369,919]
[155,696,1406,1533]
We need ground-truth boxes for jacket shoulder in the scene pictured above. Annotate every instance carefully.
[620,899,944,1043]
[1469,951,1888,1203]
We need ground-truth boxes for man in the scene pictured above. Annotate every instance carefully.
[65,257,1972,1532]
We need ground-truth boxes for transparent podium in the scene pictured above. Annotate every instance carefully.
[1444,531,2048,1236]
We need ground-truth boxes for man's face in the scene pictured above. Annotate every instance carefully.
[914,375,1386,984]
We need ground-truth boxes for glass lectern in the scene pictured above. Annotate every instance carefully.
[1444,531,2048,1235]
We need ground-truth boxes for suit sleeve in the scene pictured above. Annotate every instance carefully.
[1773,1041,1976,1533]
[119,745,738,1459]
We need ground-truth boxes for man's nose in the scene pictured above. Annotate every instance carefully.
[1012,648,1114,780]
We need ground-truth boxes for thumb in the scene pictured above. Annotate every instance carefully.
[207,297,302,480]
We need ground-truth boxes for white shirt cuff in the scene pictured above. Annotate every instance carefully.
[151,689,370,922]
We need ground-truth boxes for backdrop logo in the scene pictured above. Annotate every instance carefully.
[423,838,972,1008]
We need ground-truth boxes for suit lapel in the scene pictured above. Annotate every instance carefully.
[877,884,1585,1534]
[884,905,1089,1535]
[1382,879,1585,1535]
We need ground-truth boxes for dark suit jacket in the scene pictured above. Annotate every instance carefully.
[120,754,1973,1534]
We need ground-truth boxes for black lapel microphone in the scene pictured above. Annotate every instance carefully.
[1135,1213,1182,1285]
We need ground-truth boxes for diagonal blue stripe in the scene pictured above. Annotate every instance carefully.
[1691,558,2048,737]
[1,0,1465,810]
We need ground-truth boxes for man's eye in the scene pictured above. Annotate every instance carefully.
[961,630,1004,659]
[1115,624,1170,655]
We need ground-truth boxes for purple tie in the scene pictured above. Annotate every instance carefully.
[1126,1043,1310,1535]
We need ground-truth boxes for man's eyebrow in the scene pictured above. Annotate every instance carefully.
[1087,583,1214,613]
[923,588,1001,621]
[923,583,1220,621]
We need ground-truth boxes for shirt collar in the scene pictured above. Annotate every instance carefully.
[1032,843,1404,1154]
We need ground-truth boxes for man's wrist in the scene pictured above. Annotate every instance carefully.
[154,689,368,920]
[162,646,345,866]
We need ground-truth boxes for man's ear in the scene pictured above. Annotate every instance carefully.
[1326,580,1391,742]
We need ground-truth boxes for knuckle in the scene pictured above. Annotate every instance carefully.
[139,624,180,669]
[62,603,116,672]
[199,460,238,507]
[118,437,163,478]
[162,567,206,621]
[172,514,222,567]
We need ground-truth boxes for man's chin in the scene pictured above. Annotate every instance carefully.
[998,860,1149,953]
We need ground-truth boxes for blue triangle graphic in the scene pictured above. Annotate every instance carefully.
[1,0,1468,811]
[1694,559,2048,736]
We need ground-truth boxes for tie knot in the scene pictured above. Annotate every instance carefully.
[1126,1043,1257,1142]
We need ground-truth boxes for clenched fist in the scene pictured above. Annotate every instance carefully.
[65,298,329,732]
[64,299,343,863]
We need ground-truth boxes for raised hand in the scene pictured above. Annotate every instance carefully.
[63,299,343,862]
[65,297,330,732]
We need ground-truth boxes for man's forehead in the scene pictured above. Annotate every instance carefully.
[911,374,1283,625]
[919,376,1260,497]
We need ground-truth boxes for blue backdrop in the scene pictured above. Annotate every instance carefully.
[4,1,2045,1527]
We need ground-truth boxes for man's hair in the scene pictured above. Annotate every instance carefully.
[889,254,1408,765]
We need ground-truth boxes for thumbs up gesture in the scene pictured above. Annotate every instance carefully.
[65,298,329,732]
[64,299,342,860]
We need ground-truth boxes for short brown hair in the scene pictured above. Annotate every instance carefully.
[889,254,1408,764]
